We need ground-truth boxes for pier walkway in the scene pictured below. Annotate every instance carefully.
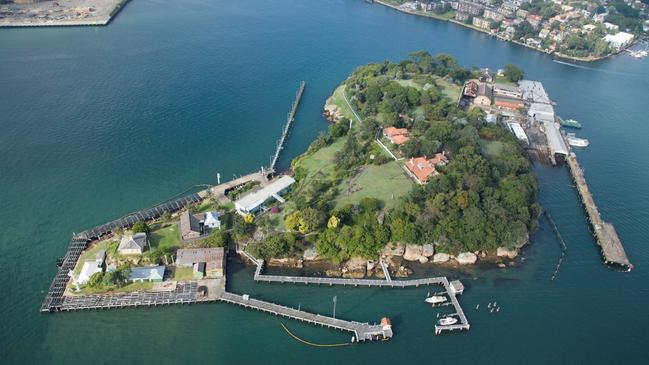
[243,251,469,334]
[565,153,630,268]
[269,81,305,172]
[219,292,390,342]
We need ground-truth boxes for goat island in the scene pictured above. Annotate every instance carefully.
[40,52,630,344]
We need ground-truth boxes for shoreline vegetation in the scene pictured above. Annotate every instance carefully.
[246,52,540,278]
[372,0,634,63]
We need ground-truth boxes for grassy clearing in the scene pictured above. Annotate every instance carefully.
[293,137,347,195]
[330,85,357,122]
[73,239,117,276]
[74,281,155,295]
[196,199,218,213]
[149,222,181,251]
[334,160,413,210]
[432,75,462,100]
[494,74,517,86]
[173,267,194,281]
[480,139,505,158]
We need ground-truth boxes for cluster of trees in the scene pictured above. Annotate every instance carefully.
[85,267,130,289]
[606,1,644,32]
[264,52,538,260]
[132,221,150,234]
[520,0,560,19]
[503,64,524,83]
[560,32,610,58]
[248,232,300,259]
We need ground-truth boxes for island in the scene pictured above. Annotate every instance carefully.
[0,0,129,27]
[372,0,649,61]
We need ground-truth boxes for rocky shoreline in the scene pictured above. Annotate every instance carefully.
[255,241,524,279]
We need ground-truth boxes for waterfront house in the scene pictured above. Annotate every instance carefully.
[455,1,483,16]
[78,261,102,285]
[455,11,470,22]
[128,265,165,282]
[472,16,492,30]
[474,83,493,106]
[383,126,410,145]
[403,153,448,185]
[493,83,523,99]
[526,14,543,28]
[483,9,504,22]
[176,247,225,278]
[180,210,221,242]
[235,175,295,215]
[118,232,148,255]
[603,32,634,51]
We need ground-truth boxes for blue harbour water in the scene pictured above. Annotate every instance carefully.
[1,0,648,363]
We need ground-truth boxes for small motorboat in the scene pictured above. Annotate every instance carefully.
[425,295,447,304]
[438,317,458,326]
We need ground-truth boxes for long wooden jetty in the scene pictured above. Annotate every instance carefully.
[565,153,631,268]
[219,292,391,342]
[269,81,306,172]
[241,250,470,335]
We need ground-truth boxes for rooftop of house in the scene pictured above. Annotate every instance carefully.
[235,175,295,213]
[477,83,493,98]
[176,247,224,271]
[118,232,148,252]
[129,265,165,281]
[391,134,410,145]
[383,126,409,138]
[405,153,448,184]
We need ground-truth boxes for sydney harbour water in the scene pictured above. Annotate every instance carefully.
[1,0,648,363]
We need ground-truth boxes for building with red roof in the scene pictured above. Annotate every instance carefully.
[383,127,410,145]
[403,153,448,184]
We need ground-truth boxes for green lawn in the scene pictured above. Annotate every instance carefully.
[293,137,347,195]
[432,75,462,100]
[494,74,517,86]
[330,85,357,122]
[74,281,155,295]
[480,139,505,158]
[196,199,218,213]
[334,160,413,210]
[149,222,181,251]
[73,239,117,276]
[173,267,195,281]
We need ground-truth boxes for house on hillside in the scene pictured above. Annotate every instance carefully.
[176,247,225,278]
[383,126,410,145]
[118,233,149,255]
[404,153,449,185]
[180,210,221,242]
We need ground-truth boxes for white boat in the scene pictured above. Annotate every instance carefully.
[566,133,590,147]
[425,295,447,304]
[438,317,458,326]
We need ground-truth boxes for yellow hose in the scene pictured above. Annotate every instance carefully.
[280,322,351,347]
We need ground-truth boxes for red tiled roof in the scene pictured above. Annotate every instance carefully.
[391,134,410,145]
[383,127,409,138]
[405,153,448,184]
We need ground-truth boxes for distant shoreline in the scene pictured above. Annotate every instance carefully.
[0,0,130,28]
[372,0,616,63]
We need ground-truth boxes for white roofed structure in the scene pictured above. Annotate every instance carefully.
[519,80,551,104]
[507,122,529,144]
[541,120,569,160]
[529,102,555,122]
[235,175,295,214]
[78,261,102,285]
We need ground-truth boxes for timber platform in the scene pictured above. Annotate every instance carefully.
[219,292,391,342]
[240,248,470,334]
[565,153,631,268]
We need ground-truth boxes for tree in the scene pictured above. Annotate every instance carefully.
[503,64,524,83]
[205,230,229,247]
[285,211,301,231]
[514,21,535,40]
[132,221,150,234]
[327,215,340,229]
[243,213,254,224]
[86,272,105,288]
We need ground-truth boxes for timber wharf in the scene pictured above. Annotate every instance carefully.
[269,81,306,172]
[239,247,470,335]
[565,153,631,268]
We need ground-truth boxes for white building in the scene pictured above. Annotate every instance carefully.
[128,265,165,282]
[78,261,102,285]
[603,32,634,51]
[507,122,529,144]
[235,175,295,214]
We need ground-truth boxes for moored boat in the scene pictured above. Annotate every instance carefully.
[559,118,582,129]
[566,133,589,147]
[425,295,447,304]
[438,317,458,326]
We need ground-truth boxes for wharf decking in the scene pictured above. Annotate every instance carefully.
[41,193,204,312]
[58,282,199,311]
[219,292,389,342]
[269,81,306,171]
[566,153,630,267]
[243,252,469,334]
